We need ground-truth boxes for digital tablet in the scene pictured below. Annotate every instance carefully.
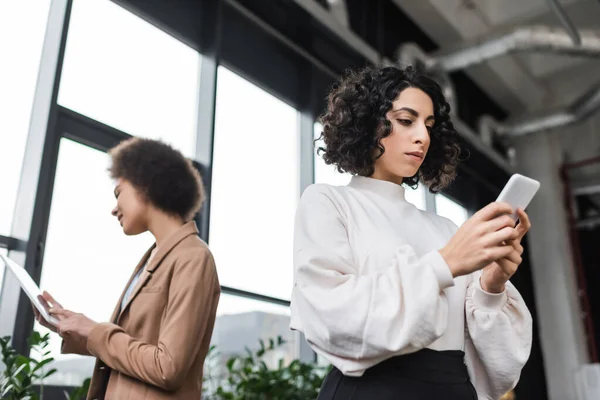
[0,254,59,326]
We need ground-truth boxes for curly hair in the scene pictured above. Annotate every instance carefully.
[317,65,461,193]
[108,137,204,221]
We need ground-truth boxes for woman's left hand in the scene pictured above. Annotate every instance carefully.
[49,308,98,341]
[480,209,531,293]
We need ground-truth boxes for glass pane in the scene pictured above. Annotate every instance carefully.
[204,294,295,395]
[0,1,51,235]
[35,138,153,386]
[58,0,201,157]
[313,122,351,186]
[209,67,298,300]
[0,248,7,301]
[435,194,469,227]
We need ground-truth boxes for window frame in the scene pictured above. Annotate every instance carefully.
[2,1,312,393]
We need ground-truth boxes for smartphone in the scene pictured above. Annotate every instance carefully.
[496,173,540,221]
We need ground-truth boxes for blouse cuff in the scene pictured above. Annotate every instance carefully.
[424,250,455,290]
[472,277,508,311]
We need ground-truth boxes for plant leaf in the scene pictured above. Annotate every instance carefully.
[42,368,58,379]
[32,357,54,373]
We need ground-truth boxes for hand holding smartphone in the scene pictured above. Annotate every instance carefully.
[496,173,540,221]
[439,173,540,278]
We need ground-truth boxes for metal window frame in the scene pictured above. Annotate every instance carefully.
[0,236,26,251]
[0,0,73,347]
[0,0,325,393]
[296,64,322,363]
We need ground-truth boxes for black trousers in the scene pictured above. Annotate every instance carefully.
[317,349,478,400]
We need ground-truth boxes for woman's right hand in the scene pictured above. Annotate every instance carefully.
[31,291,64,333]
[439,202,519,278]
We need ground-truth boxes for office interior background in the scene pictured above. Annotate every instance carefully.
[1,0,600,399]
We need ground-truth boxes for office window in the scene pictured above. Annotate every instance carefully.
[435,194,469,227]
[0,248,6,301]
[0,1,51,236]
[205,294,294,394]
[209,67,298,300]
[57,0,201,156]
[313,122,351,186]
[35,139,153,386]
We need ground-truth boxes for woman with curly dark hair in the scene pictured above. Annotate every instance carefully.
[290,66,532,399]
[33,138,220,400]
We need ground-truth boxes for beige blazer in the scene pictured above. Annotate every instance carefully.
[63,222,220,399]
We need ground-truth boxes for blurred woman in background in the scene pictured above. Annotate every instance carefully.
[35,138,220,400]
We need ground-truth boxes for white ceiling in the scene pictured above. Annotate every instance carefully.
[397,0,600,115]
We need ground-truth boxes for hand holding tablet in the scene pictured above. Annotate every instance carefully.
[0,254,60,327]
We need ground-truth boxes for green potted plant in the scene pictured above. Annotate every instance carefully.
[64,377,90,400]
[1,331,56,399]
[205,336,329,400]
[0,332,90,400]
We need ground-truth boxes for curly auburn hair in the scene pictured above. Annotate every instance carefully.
[317,65,461,193]
[109,137,204,221]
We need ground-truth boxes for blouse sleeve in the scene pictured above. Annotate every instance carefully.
[290,185,455,376]
[464,271,533,398]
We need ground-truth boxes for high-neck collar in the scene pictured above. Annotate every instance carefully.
[349,176,406,201]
